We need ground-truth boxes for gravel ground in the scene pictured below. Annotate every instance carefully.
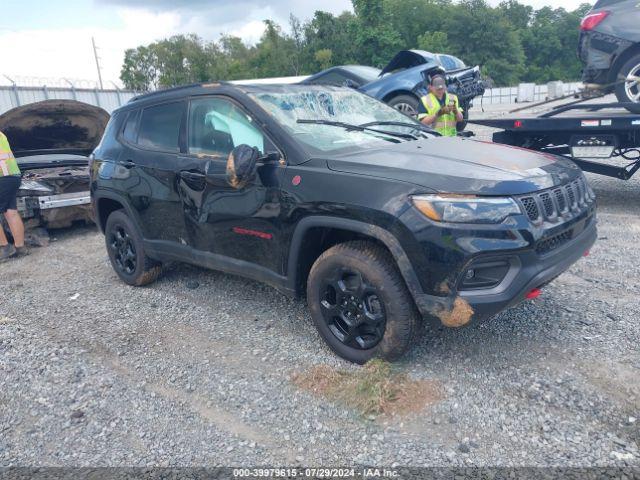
[1,103,639,468]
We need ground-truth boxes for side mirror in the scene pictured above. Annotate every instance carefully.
[226,144,259,189]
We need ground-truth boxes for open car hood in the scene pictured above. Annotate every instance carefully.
[0,100,110,158]
[379,50,437,76]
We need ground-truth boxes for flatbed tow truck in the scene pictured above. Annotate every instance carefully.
[469,95,640,181]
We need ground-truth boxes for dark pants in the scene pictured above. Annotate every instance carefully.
[0,176,21,213]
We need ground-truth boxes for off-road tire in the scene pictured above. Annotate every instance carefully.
[614,53,640,113]
[307,241,420,364]
[388,94,420,117]
[105,210,161,286]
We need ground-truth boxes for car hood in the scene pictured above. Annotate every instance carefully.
[326,137,582,195]
[0,100,109,158]
[379,50,437,76]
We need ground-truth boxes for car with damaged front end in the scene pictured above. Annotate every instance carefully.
[91,83,596,364]
[0,100,109,245]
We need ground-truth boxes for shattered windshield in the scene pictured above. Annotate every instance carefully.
[248,87,428,154]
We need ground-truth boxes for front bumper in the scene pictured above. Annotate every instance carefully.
[412,219,596,327]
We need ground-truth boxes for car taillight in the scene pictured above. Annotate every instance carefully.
[580,11,609,31]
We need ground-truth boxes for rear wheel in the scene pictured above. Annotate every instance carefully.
[105,210,161,286]
[614,53,640,113]
[387,94,420,117]
[307,241,420,364]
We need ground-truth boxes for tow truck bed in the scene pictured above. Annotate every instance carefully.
[470,101,640,180]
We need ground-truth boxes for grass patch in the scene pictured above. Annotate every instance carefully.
[291,359,443,417]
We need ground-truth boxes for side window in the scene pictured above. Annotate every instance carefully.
[122,109,139,144]
[138,102,183,152]
[188,97,265,157]
[438,55,457,71]
[309,71,351,86]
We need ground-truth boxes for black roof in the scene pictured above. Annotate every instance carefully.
[128,82,233,103]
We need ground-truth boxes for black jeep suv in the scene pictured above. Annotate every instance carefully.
[91,83,596,363]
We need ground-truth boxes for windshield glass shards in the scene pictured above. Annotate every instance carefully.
[248,88,432,154]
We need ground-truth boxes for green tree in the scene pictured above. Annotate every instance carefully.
[301,11,358,71]
[352,0,403,67]
[250,20,298,78]
[218,35,254,80]
[383,0,449,50]
[314,49,333,70]
[120,0,592,90]
[120,45,159,91]
[498,0,533,30]
[520,4,591,82]
[417,31,450,53]
[119,35,214,90]
[443,0,525,85]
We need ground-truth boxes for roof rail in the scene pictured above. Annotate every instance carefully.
[128,82,229,103]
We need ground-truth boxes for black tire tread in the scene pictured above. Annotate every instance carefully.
[105,210,161,287]
[308,240,420,363]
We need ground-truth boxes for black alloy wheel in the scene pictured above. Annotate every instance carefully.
[307,241,420,363]
[320,268,387,350]
[108,226,137,275]
[104,210,161,286]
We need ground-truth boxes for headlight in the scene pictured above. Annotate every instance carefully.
[412,194,522,224]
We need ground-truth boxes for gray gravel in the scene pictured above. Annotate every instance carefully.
[1,104,639,467]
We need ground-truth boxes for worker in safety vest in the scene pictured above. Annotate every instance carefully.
[417,75,463,137]
[0,131,26,261]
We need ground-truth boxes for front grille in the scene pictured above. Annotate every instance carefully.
[535,229,573,255]
[521,197,539,222]
[517,176,592,225]
[540,192,555,218]
[554,188,566,213]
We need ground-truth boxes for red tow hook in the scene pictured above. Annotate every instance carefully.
[526,288,542,300]
[583,250,590,257]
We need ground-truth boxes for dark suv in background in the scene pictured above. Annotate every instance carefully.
[91,83,596,363]
[578,0,640,110]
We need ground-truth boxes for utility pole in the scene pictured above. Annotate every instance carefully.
[92,37,104,90]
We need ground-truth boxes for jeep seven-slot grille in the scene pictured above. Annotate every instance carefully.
[516,177,594,255]
[517,177,591,223]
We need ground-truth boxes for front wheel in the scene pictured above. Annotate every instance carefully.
[387,94,420,117]
[614,53,640,113]
[306,241,420,364]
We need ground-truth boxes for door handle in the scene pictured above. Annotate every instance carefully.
[179,171,206,181]
[118,160,136,169]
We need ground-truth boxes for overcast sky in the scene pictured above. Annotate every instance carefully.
[1,0,592,88]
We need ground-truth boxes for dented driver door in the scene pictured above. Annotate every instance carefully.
[177,96,285,273]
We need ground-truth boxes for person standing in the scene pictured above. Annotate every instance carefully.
[417,75,463,137]
[0,130,26,261]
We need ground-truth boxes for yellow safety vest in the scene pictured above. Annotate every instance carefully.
[0,131,20,177]
[417,92,462,137]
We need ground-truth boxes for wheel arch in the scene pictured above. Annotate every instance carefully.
[382,89,419,104]
[608,42,640,83]
[287,216,423,300]
[94,191,139,234]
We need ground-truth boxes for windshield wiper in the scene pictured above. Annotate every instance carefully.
[359,120,435,135]
[296,119,418,141]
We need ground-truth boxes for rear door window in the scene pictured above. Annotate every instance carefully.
[138,102,184,152]
[122,110,140,144]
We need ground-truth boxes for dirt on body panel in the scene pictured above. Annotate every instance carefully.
[436,297,474,327]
